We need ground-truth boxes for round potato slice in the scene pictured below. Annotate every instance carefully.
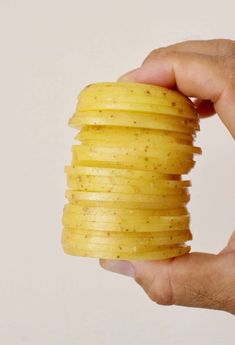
[79,82,193,105]
[65,173,191,188]
[77,99,196,119]
[62,219,189,232]
[72,143,201,156]
[63,204,189,217]
[70,112,196,134]
[66,190,190,203]
[78,125,196,141]
[66,199,190,209]
[66,179,189,195]
[65,191,190,209]
[62,240,191,259]
[64,166,179,180]
[63,212,190,230]
[63,229,192,244]
[72,158,195,175]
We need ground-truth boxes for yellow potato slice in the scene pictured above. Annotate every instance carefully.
[64,165,179,180]
[62,218,190,232]
[78,125,195,144]
[72,143,200,156]
[66,179,189,195]
[70,112,196,134]
[62,239,191,259]
[72,157,195,175]
[63,228,189,238]
[77,80,196,107]
[63,229,192,244]
[65,173,191,188]
[63,204,189,216]
[67,199,190,209]
[65,191,190,209]
[66,190,189,203]
[63,212,190,227]
[79,82,194,108]
[77,100,196,119]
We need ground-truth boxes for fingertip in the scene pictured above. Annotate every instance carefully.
[117,68,140,82]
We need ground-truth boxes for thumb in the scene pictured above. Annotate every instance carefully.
[100,232,235,314]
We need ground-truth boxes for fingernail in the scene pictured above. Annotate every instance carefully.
[117,68,140,82]
[100,260,135,278]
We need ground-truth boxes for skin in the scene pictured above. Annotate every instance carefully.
[100,39,235,315]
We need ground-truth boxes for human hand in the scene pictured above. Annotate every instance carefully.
[100,39,235,315]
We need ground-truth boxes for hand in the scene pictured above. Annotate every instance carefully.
[100,39,235,315]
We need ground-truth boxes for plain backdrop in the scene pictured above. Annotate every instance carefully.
[0,0,234,344]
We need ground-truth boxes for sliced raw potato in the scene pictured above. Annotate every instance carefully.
[63,204,189,216]
[70,112,196,134]
[63,228,190,238]
[66,173,191,188]
[65,191,190,209]
[66,199,190,209]
[63,218,190,231]
[64,166,179,180]
[62,246,191,260]
[63,229,192,244]
[66,179,189,195]
[62,82,200,259]
[66,190,190,203]
[72,143,200,156]
[63,212,190,227]
[62,238,191,259]
[63,230,190,250]
[72,157,195,175]
[79,82,193,107]
[77,100,196,119]
[78,125,195,144]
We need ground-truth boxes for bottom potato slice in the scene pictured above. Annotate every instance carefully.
[62,240,191,260]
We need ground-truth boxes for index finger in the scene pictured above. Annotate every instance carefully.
[119,48,235,138]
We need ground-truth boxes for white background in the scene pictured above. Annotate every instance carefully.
[0,0,234,344]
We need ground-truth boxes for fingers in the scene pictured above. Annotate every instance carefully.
[100,248,235,314]
[161,39,235,57]
[118,40,235,138]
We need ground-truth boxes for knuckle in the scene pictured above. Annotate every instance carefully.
[135,272,174,306]
[142,47,169,65]
[220,55,235,83]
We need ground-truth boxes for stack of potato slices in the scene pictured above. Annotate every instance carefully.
[62,82,201,260]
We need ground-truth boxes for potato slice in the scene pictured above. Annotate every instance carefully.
[63,204,189,216]
[62,238,191,260]
[62,219,189,232]
[78,125,195,144]
[72,143,200,156]
[77,100,196,119]
[65,191,190,209]
[79,82,194,107]
[70,112,196,134]
[73,158,195,175]
[65,173,191,188]
[64,166,178,180]
[63,213,190,228]
[66,179,189,195]
[63,229,192,244]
